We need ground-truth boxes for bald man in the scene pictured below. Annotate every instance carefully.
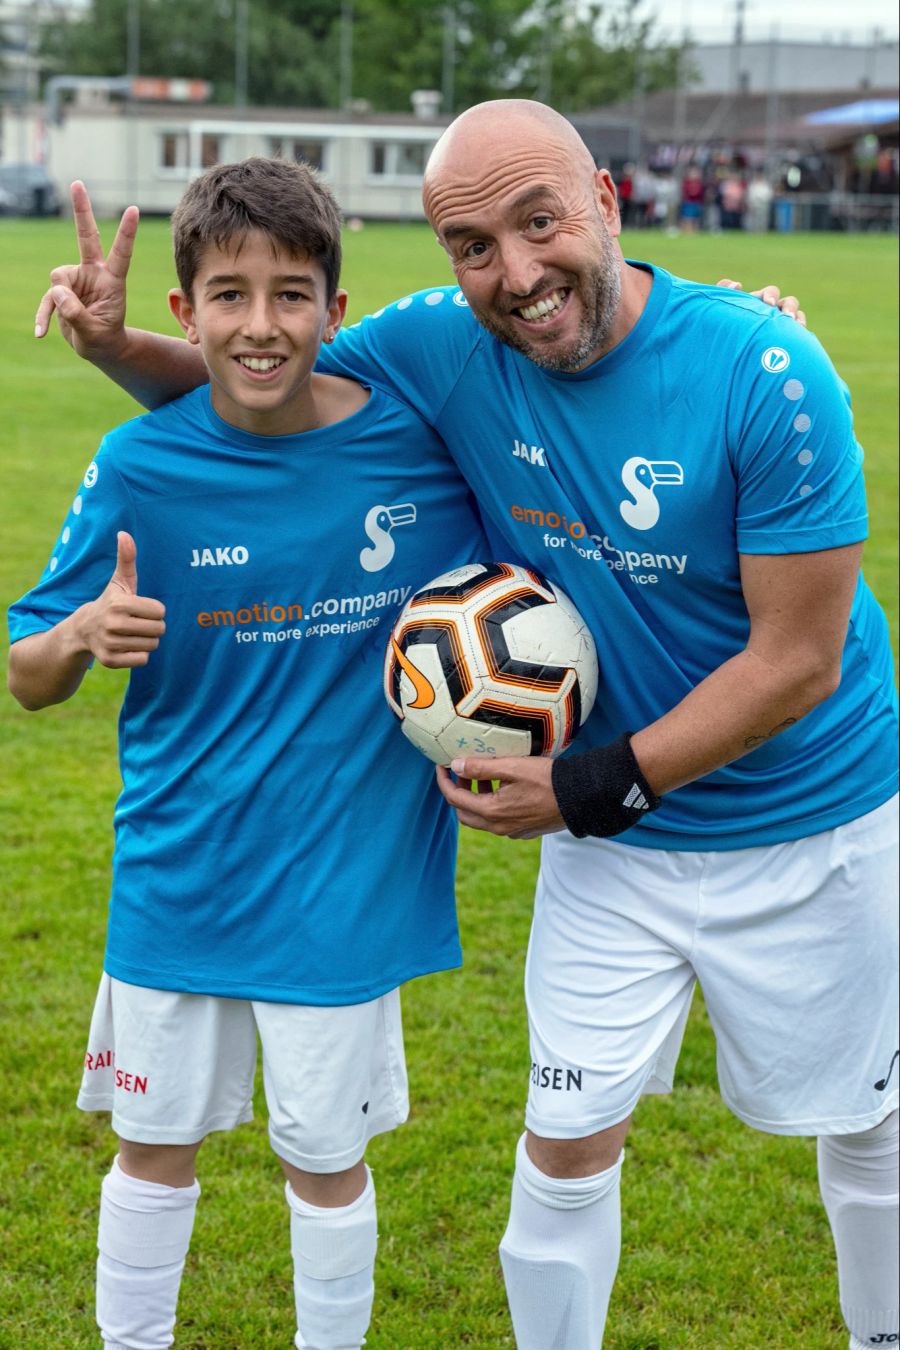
[415,102,897,1350]
[35,109,897,1350]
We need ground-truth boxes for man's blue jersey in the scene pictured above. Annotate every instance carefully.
[319,266,898,849]
[8,386,489,1003]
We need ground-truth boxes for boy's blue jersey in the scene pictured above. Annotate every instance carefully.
[9,385,489,1003]
[319,266,898,849]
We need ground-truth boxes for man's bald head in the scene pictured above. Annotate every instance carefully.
[419,99,635,373]
[423,100,597,227]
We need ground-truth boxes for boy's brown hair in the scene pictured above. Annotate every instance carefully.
[171,157,343,299]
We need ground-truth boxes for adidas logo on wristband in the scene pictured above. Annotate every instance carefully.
[623,783,650,811]
[552,733,660,838]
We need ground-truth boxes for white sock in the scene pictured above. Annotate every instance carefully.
[286,1168,377,1350]
[96,1155,200,1350]
[818,1110,899,1350]
[499,1133,623,1350]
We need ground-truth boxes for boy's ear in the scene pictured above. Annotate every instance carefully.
[323,288,348,344]
[168,288,200,344]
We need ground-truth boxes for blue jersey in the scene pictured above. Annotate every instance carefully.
[319,267,898,849]
[8,385,489,1003]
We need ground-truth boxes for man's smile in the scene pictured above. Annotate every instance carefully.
[512,288,570,326]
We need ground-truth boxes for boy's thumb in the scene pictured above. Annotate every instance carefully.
[114,530,138,593]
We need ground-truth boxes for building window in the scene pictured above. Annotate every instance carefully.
[369,141,433,180]
[160,132,188,170]
[270,138,327,171]
[201,135,221,169]
[160,131,222,174]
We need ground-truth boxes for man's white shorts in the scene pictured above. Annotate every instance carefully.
[77,977,409,1172]
[525,795,899,1139]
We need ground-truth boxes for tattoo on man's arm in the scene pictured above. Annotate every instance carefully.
[744,717,798,751]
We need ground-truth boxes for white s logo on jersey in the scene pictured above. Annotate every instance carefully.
[359,503,417,572]
[619,457,684,531]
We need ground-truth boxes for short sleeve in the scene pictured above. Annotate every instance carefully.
[319,286,479,427]
[730,324,868,555]
[8,441,134,643]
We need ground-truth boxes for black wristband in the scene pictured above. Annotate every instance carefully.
[551,733,661,839]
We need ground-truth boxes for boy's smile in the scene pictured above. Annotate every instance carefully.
[169,230,345,436]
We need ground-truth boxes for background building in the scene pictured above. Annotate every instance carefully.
[0,4,897,230]
[2,90,448,218]
[689,36,898,94]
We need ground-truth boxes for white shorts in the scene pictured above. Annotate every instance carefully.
[525,796,899,1139]
[77,976,410,1172]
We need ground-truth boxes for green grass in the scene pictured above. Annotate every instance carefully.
[0,218,896,1349]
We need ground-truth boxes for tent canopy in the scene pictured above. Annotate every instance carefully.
[805,99,900,126]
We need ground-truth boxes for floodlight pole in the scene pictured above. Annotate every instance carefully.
[673,28,689,166]
[537,0,554,104]
[865,27,882,87]
[15,3,32,169]
[339,0,354,110]
[764,24,781,178]
[127,0,140,78]
[235,0,249,109]
[628,8,645,167]
[442,2,456,116]
[728,0,746,142]
[126,0,140,206]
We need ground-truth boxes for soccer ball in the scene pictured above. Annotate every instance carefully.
[383,562,598,766]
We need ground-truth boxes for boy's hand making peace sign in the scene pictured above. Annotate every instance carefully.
[34,180,138,359]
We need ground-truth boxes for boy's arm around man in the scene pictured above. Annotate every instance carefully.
[34,182,805,413]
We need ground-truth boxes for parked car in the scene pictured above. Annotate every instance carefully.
[0,164,60,216]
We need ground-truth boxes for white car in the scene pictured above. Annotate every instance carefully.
[0,164,60,216]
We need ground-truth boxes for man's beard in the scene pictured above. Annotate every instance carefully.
[469,240,623,373]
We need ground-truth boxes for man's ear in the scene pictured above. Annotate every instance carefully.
[594,168,622,238]
[322,288,348,344]
[168,288,200,344]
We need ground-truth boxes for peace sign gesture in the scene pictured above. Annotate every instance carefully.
[34,180,138,360]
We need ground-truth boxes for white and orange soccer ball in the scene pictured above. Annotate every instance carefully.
[383,562,598,766]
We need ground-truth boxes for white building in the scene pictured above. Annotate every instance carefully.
[1,95,450,218]
[688,37,899,94]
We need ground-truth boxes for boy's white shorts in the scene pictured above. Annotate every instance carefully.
[525,795,899,1140]
[77,978,409,1172]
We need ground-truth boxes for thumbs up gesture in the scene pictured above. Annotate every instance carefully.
[80,531,166,668]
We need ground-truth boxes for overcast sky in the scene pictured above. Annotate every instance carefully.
[651,0,899,44]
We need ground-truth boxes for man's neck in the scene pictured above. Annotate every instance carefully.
[603,261,653,358]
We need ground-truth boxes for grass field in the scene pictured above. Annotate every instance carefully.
[0,218,897,1350]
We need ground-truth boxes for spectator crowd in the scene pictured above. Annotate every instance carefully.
[614,142,899,234]
[616,159,773,233]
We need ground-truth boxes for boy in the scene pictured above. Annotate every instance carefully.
[8,157,488,1349]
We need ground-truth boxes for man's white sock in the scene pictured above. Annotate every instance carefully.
[287,1168,377,1350]
[96,1155,199,1350]
[818,1109,899,1350]
[499,1133,623,1350]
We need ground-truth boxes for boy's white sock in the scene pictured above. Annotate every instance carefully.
[96,1155,200,1350]
[499,1133,623,1350]
[287,1168,377,1350]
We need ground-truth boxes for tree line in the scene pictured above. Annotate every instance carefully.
[38,0,682,114]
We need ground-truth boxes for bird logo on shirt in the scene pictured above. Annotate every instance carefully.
[359,503,417,572]
[619,458,684,531]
